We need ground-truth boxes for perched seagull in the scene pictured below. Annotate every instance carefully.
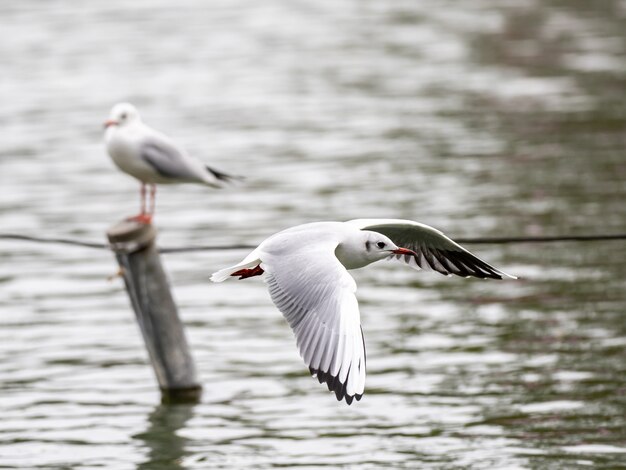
[104,102,240,223]
[211,219,516,405]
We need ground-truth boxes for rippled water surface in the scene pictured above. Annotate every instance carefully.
[1,1,625,469]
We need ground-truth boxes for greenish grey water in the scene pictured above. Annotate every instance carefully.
[0,1,624,469]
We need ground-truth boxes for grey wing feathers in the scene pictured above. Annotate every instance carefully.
[141,141,203,181]
[349,219,515,280]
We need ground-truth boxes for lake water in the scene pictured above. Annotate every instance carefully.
[1,1,625,468]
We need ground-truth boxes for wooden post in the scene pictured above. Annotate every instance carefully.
[107,220,202,403]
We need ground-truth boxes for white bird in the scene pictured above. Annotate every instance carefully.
[104,102,240,224]
[211,219,516,404]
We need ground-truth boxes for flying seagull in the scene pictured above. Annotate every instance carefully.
[211,219,516,404]
[104,102,240,223]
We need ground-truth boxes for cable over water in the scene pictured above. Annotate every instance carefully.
[1,232,625,253]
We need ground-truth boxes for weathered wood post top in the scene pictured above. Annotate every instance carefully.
[107,219,202,404]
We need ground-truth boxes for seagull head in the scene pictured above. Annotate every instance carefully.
[337,230,418,270]
[104,102,141,129]
[363,232,416,258]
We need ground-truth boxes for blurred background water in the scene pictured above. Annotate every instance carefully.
[0,1,625,468]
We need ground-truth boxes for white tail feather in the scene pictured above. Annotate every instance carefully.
[210,258,261,283]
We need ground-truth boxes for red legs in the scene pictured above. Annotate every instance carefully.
[128,183,153,224]
[148,184,156,216]
[140,183,147,214]
[231,265,264,280]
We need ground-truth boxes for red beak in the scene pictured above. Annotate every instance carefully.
[103,119,118,129]
[392,247,418,257]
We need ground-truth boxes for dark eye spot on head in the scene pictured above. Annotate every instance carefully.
[365,241,371,251]
[120,112,127,119]
[377,241,386,249]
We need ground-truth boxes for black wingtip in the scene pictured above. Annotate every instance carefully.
[310,367,360,405]
[456,251,503,280]
[205,165,245,183]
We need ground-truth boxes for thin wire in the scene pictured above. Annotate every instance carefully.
[160,245,256,253]
[0,234,253,252]
[0,234,108,250]
[1,232,625,253]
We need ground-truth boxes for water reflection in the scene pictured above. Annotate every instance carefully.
[134,404,196,470]
[0,0,624,468]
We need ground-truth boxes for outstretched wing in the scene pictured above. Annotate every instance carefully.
[347,218,516,280]
[261,240,367,404]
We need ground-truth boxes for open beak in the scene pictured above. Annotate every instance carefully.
[103,119,118,129]
[391,247,418,257]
